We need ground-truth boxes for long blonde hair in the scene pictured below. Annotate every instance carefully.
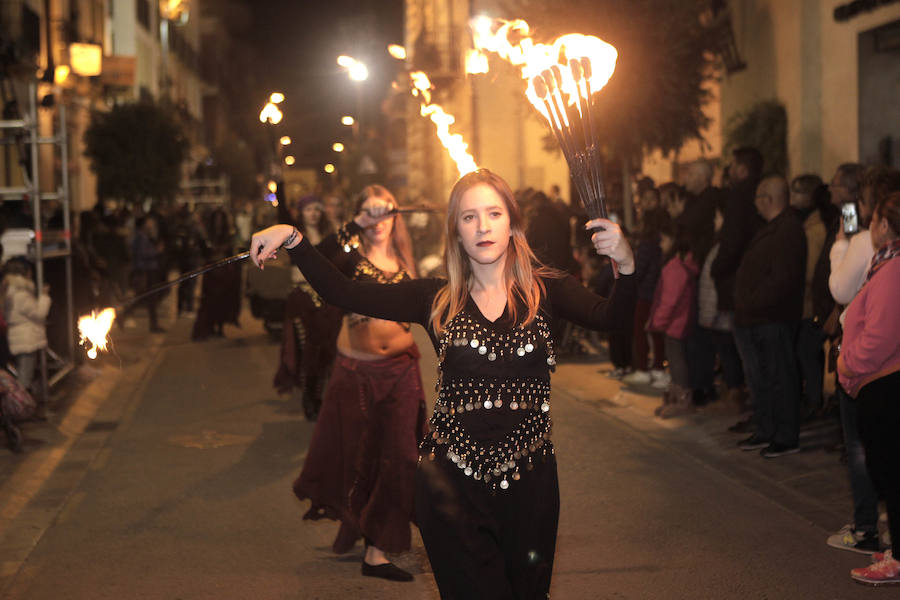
[430,169,557,335]
[355,185,417,278]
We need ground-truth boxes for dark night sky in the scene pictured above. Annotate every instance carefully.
[235,0,405,167]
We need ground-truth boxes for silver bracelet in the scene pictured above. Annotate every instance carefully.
[282,227,299,248]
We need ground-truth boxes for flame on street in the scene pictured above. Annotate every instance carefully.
[78,308,116,360]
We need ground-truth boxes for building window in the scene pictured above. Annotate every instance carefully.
[137,0,150,30]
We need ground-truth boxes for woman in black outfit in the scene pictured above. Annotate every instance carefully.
[252,169,636,599]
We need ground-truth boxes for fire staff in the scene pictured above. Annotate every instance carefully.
[253,169,636,598]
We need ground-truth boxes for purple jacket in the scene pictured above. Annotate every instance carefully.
[649,253,699,340]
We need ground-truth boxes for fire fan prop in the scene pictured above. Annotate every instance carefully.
[469,19,620,275]
[77,251,251,359]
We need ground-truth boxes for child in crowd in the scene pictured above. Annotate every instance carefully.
[2,258,51,396]
[648,222,698,418]
[623,193,669,388]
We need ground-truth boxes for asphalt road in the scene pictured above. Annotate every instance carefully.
[0,312,879,599]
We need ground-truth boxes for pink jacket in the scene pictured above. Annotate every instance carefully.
[649,253,699,340]
[839,257,900,397]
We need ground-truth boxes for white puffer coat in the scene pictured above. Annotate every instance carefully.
[4,273,51,354]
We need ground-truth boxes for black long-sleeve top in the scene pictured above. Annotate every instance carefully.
[288,229,637,491]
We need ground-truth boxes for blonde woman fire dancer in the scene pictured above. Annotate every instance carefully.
[252,169,636,597]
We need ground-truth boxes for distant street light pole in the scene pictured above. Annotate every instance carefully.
[337,55,368,139]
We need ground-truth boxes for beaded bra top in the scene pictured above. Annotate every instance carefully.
[334,223,410,325]
[420,300,558,492]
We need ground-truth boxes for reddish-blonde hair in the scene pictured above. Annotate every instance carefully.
[430,169,557,335]
[355,185,417,278]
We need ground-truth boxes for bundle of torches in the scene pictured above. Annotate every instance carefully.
[78,18,619,360]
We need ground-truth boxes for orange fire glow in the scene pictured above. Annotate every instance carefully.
[467,18,617,123]
[409,71,478,176]
[78,308,116,360]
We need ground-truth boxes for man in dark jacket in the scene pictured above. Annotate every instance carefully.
[733,175,807,458]
[711,147,765,312]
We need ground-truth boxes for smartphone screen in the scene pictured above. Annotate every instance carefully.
[842,202,859,235]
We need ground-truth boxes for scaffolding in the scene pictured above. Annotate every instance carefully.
[0,80,76,401]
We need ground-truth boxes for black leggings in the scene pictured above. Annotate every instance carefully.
[856,370,900,552]
[415,451,559,600]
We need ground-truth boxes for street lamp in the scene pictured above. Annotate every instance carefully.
[332,142,345,153]
[259,102,283,124]
[279,136,292,145]
[348,62,368,82]
[284,155,296,166]
[270,92,285,104]
[388,44,407,60]
[337,56,367,138]
[341,115,355,126]
[324,163,336,174]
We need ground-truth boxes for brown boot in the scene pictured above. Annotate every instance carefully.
[660,385,695,419]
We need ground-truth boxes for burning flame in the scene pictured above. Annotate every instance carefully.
[78,308,116,360]
[465,49,489,75]
[467,18,617,123]
[409,71,478,176]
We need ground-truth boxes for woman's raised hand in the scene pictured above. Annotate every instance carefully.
[250,224,301,268]
[585,218,636,275]
[354,198,395,229]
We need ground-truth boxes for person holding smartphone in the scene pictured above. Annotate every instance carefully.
[829,166,900,311]
[825,165,900,556]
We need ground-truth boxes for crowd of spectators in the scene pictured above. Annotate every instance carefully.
[505,149,899,584]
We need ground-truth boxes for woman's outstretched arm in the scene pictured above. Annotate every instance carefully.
[251,224,438,326]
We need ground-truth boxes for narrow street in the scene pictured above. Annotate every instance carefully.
[0,302,879,599]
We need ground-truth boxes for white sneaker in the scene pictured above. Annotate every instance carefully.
[622,370,651,385]
[651,370,670,389]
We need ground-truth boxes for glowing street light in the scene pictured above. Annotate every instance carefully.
[269,92,285,104]
[332,142,345,153]
[267,180,277,193]
[259,102,283,124]
[348,61,368,81]
[279,136,292,145]
[284,155,296,166]
[341,116,355,126]
[388,44,407,60]
[324,163,336,174]
[337,55,369,81]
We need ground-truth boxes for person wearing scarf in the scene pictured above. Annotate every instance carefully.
[838,191,900,586]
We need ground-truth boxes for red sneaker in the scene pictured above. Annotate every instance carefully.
[851,550,900,586]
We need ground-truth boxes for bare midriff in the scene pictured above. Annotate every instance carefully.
[336,315,415,360]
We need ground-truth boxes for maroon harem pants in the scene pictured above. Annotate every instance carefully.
[293,344,428,553]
